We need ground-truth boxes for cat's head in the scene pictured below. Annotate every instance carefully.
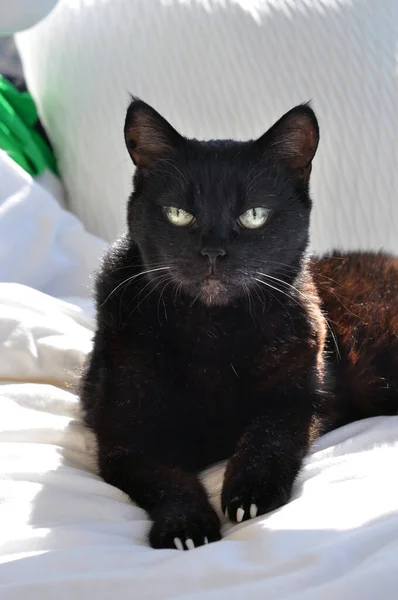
[124,98,319,306]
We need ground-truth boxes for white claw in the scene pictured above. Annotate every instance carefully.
[174,537,184,551]
[237,507,245,523]
[225,508,229,520]
[204,537,209,544]
[185,538,195,550]
[250,503,258,519]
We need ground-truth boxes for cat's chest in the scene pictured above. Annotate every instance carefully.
[159,335,255,466]
[156,323,261,403]
[129,303,302,404]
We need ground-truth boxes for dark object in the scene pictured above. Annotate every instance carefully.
[0,37,23,80]
[80,99,398,550]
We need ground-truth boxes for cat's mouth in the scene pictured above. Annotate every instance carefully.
[199,276,229,306]
[170,267,242,306]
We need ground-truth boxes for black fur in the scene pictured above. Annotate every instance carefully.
[80,99,398,549]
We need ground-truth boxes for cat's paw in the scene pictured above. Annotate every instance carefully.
[149,502,221,550]
[221,468,292,524]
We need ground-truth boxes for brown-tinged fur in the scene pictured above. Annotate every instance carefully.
[312,252,398,428]
[80,100,398,550]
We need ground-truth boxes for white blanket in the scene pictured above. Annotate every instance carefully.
[0,152,397,599]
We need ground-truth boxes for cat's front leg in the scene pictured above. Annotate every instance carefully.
[82,336,221,549]
[221,402,316,523]
[99,451,221,549]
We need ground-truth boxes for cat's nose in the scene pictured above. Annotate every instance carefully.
[200,247,227,265]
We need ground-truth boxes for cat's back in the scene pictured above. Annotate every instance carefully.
[312,251,398,307]
[311,251,398,426]
[311,250,398,346]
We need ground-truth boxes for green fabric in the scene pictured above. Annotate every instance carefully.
[0,75,57,176]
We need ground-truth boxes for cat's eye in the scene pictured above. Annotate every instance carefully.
[164,206,195,227]
[238,207,269,229]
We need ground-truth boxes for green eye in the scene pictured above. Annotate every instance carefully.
[238,207,269,229]
[164,206,195,227]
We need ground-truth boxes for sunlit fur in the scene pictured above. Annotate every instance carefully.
[80,100,398,550]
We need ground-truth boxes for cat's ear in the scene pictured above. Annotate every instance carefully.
[256,104,319,180]
[124,98,183,169]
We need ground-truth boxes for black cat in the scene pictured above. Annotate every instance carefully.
[80,99,398,550]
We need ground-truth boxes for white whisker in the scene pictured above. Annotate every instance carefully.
[257,271,341,360]
[100,266,170,306]
[253,277,290,299]
[252,277,295,329]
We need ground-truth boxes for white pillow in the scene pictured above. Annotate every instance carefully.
[16,0,398,254]
[0,0,58,35]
